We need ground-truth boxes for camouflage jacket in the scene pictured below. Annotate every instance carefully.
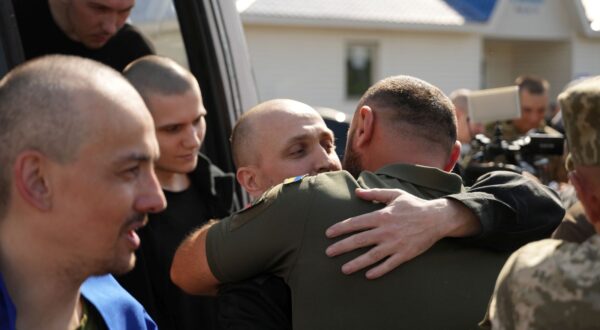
[486,235,600,330]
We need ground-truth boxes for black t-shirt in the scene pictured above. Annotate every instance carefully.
[119,182,219,330]
[118,154,237,330]
[218,275,292,330]
[13,0,154,71]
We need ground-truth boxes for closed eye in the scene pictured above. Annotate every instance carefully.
[288,145,306,158]
[162,124,182,133]
[120,165,140,180]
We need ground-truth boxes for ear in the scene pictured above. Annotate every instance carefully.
[13,151,53,211]
[354,106,375,149]
[570,171,600,225]
[236,166,263,199]
[443,141,462,172]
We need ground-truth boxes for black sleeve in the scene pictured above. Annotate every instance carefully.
[446,171,565,251]
[217,275,292,330]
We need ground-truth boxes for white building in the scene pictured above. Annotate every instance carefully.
[238,0,600,114]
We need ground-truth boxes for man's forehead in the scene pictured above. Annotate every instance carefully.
[263,110,327,132]
[92,126,159,165]
[521,91,547,104]
[150,92,206,124]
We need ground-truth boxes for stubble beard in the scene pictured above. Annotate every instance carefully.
[342,129,363,178]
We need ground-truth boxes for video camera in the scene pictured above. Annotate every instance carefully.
[461,86,564,186]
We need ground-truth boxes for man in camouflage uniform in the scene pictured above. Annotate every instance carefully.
[486,76,600,329]
[485,75,561,140]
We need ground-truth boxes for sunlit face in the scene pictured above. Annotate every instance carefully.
[147,88,206,180]
[456,106,483,143]
[455,107,471,144]
[50,93,165,275]
[65,0,135,49]
[252,108,341,192]
[513,90,548,134]
[342,119,363,178]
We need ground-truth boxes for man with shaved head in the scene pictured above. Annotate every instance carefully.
[231,99,341,199]
[216,99,340,329]
[118,55,237,330]
[172,76,564,329]
[0,55,165,329]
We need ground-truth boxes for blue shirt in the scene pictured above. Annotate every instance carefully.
[0,273,156,330]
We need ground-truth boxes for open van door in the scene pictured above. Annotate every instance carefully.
[173,0,258,174]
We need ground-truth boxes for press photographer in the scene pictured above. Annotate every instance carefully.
[459,83,566,186]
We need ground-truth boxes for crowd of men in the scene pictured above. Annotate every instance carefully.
[1,0,599,329]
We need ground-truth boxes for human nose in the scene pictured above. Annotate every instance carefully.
[137,171,167,214]
[182,126,201,149]
[314,147,341,173]
[101,13,119,35]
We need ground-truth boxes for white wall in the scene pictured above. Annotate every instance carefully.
[483,41,514,88]
[512,41,571,98]
[487,0,572,40]
[244,25,481,114]
[484,39,571,99]
[572,35,600,79]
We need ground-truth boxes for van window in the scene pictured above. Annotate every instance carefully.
[129,0,189,68]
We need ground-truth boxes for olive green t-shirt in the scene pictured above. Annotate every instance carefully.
[207,164,509,330]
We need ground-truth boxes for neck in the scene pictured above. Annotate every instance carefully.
[0,215,85,330]
[363,143,446,173]
[156,169,191,192]
[48,0,79,42]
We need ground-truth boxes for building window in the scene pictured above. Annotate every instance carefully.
[346,43,376,98]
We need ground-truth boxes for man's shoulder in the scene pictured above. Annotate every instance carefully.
[493,236,600,328]
[188,153,238,213]
[501,238,564,278]
[221,171,358,231]
[511,236,600,269]
[110,23,155,52]
[81,275,157,329]
[192,153,229,179]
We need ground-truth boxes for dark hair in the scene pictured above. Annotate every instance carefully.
[357,75,457,154]
[515,75,549,95]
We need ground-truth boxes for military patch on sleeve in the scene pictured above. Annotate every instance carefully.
[283,174,306,185]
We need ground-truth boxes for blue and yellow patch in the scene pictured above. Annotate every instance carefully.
[283,175,306,185]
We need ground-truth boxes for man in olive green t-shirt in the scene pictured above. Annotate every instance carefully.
[171,76,561,329]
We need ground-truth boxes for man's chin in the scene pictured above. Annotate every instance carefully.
[82,37,110,49]
[109,254,137,275]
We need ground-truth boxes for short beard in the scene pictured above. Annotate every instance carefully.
[342,129,363,178]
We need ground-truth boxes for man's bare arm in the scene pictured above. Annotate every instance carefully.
[326,188,480,279]
[170,220,220,295]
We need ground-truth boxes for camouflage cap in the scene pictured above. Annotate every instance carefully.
[558,76,600,171]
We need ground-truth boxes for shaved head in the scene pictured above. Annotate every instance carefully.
[231,99,340,198]
[232,99,322,167]
[0,55,150,218]
[123,55,199,107]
